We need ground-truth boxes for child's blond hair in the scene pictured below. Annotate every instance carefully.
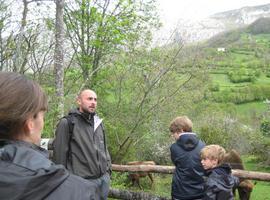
[200,145,226,164]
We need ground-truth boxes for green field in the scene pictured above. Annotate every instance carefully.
[243,156,270,200]
[210,73,249,90]
[236,101,269,116]
[209,72,270,121]
[210,73,270,89]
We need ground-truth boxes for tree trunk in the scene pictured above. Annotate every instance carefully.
[13,0,28,72]
[54,0,65,118]
[108,188,170,200]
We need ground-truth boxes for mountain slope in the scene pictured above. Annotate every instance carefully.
[211,4,270,26]
[173,4,270,43]
[206,17,270,47]
[247,17,270,34]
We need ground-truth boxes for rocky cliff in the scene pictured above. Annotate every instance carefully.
[173,3,270,43]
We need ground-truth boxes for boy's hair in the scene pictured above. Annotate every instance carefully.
[200,145,226,164]
[169,116,193,133]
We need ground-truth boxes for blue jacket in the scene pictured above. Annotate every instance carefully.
[170,132,205,200]
[203,163,239,200]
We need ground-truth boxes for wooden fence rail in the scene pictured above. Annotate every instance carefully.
[41,138,270,182]
[40,138,270,182]
[112,164,270,182]
[41,138,270,199]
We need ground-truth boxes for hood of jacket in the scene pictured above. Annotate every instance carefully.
[69,108,103,131]
[0,140,69,200]
[176,132,199,151]
[69,108,93,123]
[207,163,236,190]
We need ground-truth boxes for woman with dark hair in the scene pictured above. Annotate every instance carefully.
[0,72,95,200]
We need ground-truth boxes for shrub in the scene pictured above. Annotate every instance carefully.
[209,83,220,92]
[260,120,270,137]
[198,115,254,154]
[250,134,270,165]
[266,71,270,78]
[254,70,261,77]
[209,85,270,104]
[227,68,259,83]
[200,126,229,147]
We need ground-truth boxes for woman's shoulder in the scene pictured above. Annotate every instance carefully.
[46,174,96,200]
[1,141,52,171]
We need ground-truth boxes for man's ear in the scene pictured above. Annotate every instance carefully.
[76,97,81,105]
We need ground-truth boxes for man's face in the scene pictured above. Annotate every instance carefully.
[77,90,97,114]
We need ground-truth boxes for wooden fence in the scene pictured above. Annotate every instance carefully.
[41,138,270,199]
[112,164,270,182]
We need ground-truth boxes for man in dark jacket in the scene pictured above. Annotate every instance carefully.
[53,89,111,200]
[0,140,96,200]
[201,145,239,200]
[169,116,205,200]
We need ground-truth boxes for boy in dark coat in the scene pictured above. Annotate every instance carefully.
[200,145,239,200]
[169,116,205,200]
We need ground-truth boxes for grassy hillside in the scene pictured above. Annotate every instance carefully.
[109,21,270,197]
[199,18,270,122]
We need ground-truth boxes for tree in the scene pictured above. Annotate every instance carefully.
[64,0,160,88]
[96,43,209,163]
[54,0,65,118]
[13,0,29,72]
[0,0,13,71]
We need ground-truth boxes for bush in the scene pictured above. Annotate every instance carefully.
[209,85,270,104]
[260,120,270,137]
[198,115,254,154]
[250,134,270,165]
[209,83,220,92]
[227,68,259,83]
[266,71,270,78]
[200,126,229,147]
[254,70,261,77]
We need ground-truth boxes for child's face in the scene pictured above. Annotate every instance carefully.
[201,157,218,170]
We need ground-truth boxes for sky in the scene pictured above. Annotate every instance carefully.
[157,0,270,25]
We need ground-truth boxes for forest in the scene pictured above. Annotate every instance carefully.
[1,0,270,199]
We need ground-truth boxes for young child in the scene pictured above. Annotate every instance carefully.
[169,116,205,200]
[200,145,239,200]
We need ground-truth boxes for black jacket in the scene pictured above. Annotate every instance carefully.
[0,140,96,200]
[170,132,206,200]
[53,109,111,179]
[203,163,239,200]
